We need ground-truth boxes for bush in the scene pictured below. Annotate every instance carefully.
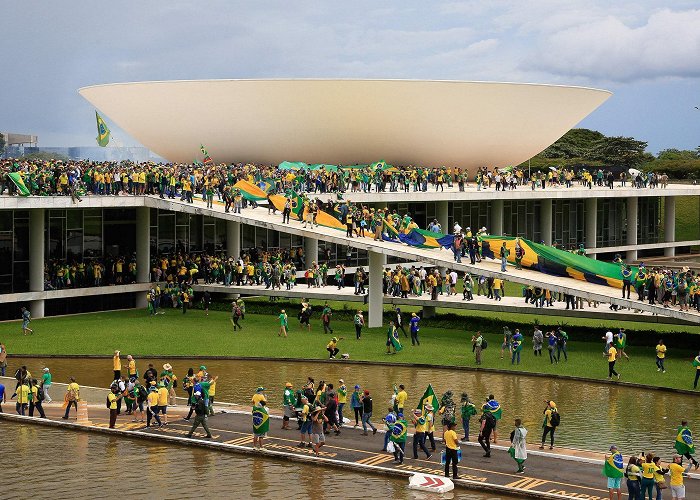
[644,159,700,180]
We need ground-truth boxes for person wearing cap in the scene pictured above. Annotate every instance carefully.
[282,382,296,430]
[146,383,162,428]
[337,380,347,427]
[155,382,169,425]
[443,421,460,479]
[667,454,693,499]
[360,389,377,436]
[326,337,342,359]
[410,408,431,459]
[252,387,267,407]
[161,363,177,407]
[41,367,53,403]
[186,391,212,439]
[107,383,122,428]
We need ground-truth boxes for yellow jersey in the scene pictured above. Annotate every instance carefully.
[444,430,459,450]
[113,355,121,371]
[396,390,407,409]
[607,347,617,362]
[108,392,119,410]
[157,387,169,406]
[656,344,666,359]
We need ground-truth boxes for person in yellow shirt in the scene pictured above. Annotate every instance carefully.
[146,384,163,428]
[655,339,667,373]
[207,377,217,416]
[411,409,432,459]
[15,381,30,415]
[605,345,620,380]
[252,387,267,407]
[28,380,46,418]
[337,379,347,426]
[443,422,460,479]
[640,454,659,499]
[127,355,137,379]
[668,454,693,499]
[395,385,408,414]
[157,383,169,424]
[108,385,123,428]
[113,350,121,380]
[62,377,80,419]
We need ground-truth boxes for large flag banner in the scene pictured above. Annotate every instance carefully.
[675,426,695,455]
[95,111,110,147]
[417,385,439,415]
[252,406,270,435]
[200,144,213,165]
[8,172,30,196]
[389,327,403,352]
[233,180,267,201]
[278,161,308,170]
[603,452,624,478]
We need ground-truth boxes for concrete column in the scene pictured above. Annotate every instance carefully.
[226,220,241,259]
[541,199,553,246]
[29,208,45,319]
[436,200,449,234]
[490,199,504,236]
[304,237,319,267]
[585,198,597,260]
[664,196,676,257]
[136,207,150,283]
[368,250,386,328]
[626,197,638,262]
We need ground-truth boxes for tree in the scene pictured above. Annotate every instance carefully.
[0,133,5,155]
[20,151,69,162]
[585,136,648,168]
[657,148,700,161]
[540,128,605,159]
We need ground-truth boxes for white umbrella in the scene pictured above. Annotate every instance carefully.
[628,168,642,176]
[549,166,558,172]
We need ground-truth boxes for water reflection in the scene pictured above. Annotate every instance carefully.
[8,356,698,453]
[2,423,516,499]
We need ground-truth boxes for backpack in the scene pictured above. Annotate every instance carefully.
[106,395,112,409]
[550,411,561,427]
[483,411,496,429]
[481,339,488,350]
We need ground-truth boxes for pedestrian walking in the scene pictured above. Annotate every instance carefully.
[474,331,484,365]
[459,393,477,441]
[443,421,460,479]
[278,309,288,337]
[656,339,667,373]
[360,390,377,435]
[411,408,432,459]
[354,310,364,340]
[350,385,362,427]
[509,419,528,473]
[186,391,212,438]
[252,401,270,450]
[41,367,52,403]
[478,410,496,457]
[540,400,559,449]
[62,377,80,419]
[409,313,420,346]
[668,454,693,500]
[20,307,33,335]
[674,420,699,469]
[606,344,621,380]
[604,445,625,500]
[390,412,408,464]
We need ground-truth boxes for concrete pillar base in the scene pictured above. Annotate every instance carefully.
[436,200,449,234]
[541,199,553,246]
[227,220,241,259]
[626,197,638,263]
[305,237,319,268]
[368,250,386,328]
[136,207,151,283]
[422,306,436,319]
[664,196,676,257]
[30,299,45,320]
[490,200,504,236]
[585,198,597,260]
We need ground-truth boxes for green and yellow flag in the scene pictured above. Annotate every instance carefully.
[603,451,624,478]
[417,385,439,416]
[675,426,695,455]
[252,406,270,435]
[95,111,110,147]
[389,419,408,443]
[8,172,30,196]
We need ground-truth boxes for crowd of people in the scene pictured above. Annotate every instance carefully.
[0,158,673,200]
[1,355,697,498]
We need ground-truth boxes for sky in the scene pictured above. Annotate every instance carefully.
[1,1,699,154]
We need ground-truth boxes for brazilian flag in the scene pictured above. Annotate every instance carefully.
[8,172,30,196]
[288,190,305,219]
[388,326,403,352]
[252,406,270,435]
[417,385,439,416]
[390,419,408,443]
[95,111,110,147]
[675,426,695,455]
[603,451,624,478]
[483,399,502,420]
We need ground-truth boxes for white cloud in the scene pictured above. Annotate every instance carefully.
[529,8,700,82]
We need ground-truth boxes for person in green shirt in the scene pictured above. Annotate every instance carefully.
[278,309,288,337]
[41,367,53,403]
[460,393,477,441]
[322,303,333,335]
[198,375,218,416]
[282,382,296,430]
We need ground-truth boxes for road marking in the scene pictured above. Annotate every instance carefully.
[357,454,395,466]
[225,436,254,446]
[505,477,550,490]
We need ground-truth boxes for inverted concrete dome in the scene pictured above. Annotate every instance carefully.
[78,79,611,169]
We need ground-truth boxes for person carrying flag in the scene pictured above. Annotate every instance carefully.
[390,412,408,463]
[603,445,625,500]
[674,420,699,469]
[482,395,502,443]
[386,321,402,355]
[252,401,270,450]
[509,419,528,474]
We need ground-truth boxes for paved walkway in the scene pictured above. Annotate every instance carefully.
[192,281,694,325]
[148,195,700,324]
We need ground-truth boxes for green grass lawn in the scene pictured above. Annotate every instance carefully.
[666,195,700,242]
[2,308,699,391]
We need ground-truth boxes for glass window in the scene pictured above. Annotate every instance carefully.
[0,232,12,274]
[0,211,12,232]
[66,229,83,259]
[67,210,82,230]
[83,216,102,257]
[48,217,65,259]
